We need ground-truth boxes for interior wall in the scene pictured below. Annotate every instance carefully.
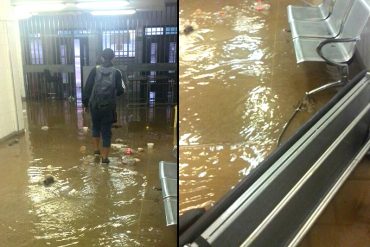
[0,0,25,139]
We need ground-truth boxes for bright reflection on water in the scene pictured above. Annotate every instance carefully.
[179,0,282,213]
[27,158,146,246]
[0,100,176,246]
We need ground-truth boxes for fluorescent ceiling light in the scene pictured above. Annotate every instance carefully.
[14,2,66,12]
[77,1,129,10]
[91,9,136,15]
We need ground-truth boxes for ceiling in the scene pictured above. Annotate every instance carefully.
[10,0,177,12]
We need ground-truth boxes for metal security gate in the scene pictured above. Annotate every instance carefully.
[19,3,178,107]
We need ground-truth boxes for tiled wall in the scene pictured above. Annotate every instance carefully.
[0,0,25,139]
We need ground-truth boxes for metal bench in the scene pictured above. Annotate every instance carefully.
[287,0,333,22]
[289,0,353,39]
[291,0,370,96]
[159,161,178,226]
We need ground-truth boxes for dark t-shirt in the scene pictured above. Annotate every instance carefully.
[82,62,125,108]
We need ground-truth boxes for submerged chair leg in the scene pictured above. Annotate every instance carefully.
[305,80,345,96]
[305,64,349,97]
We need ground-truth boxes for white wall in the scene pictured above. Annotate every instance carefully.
[0,0,25,139]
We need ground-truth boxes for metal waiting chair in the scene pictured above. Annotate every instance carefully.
[287,0,334,22]
[289,0,353,39]
[159,161,178,226]
[292,0,370,96]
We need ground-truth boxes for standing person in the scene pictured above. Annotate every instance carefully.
[82,48,125,164]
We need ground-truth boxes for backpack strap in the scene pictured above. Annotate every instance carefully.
[89,66,100,108]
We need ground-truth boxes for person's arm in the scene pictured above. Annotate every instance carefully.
[115,69,125,96]
[82,67,96,108]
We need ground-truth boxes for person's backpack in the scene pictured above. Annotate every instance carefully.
[89,65,117,110]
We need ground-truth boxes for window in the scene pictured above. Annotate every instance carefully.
[102,30,136,57]
[165,26,177,35]
[150,43,157,83]
[168,42,176,63]
[29,37,43,64]
[60,45,67,64]
[145,27,164,36]
[150,43,157,64]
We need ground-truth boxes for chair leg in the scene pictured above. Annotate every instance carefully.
[305,80,345,97]
[305,64,349,97]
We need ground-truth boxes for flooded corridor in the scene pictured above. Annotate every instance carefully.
[179,0,370,245]
[0,100,177,246]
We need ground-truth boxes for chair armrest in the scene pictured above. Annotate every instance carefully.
[316,37,359,66]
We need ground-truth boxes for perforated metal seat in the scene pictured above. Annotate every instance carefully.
[292,0,370,96]
[293,0,369,64]
[287,0,333,22]
[158,161,178,226]
[159,161,177,179]
[289,0,353,39]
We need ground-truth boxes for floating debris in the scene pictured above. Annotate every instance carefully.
[8,139,19,146]
[134,158,141,162]
[43,174,55,186]
[123,148,134,155]
[82,126,89,132]
[41,126,49,131]
[183,25,194,35]
[152,186,162,191]
[137,147,144,152]
[115,138,124,143]
[254,0,271,11]
[80,145,87,154]
[147,143,154,149]
[111,143,126,150]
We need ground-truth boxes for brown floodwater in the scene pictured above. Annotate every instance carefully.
[179,0,370,245]
[0,99,177,246]
[179,0,336,214]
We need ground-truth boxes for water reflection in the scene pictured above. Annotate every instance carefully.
[3,100,178,246]
[26,158,147,246]
[179,0,282,214]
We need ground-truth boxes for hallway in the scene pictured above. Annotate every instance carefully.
[0,100,177,246]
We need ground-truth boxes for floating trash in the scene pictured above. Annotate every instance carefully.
[147,143,154,149]
[111,143,126,150]
[137,147,144,152]
[134,158,141,162]
[8,139,19,146]
[82,126,89,132]
[254,0,270,11]
[41,126,49,131]
[123,148,134,155]
[43,174,55,186]
[183,25,194,35]
[115,138,124,143]
[80,145,87,154]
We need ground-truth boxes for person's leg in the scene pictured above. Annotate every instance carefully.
[100,110,114,163]
[93,137,100,155]
[90,108,102,155]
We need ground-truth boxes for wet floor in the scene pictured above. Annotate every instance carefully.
[179,0,336,214]
[179,0,370,245]
[0,99,177,246]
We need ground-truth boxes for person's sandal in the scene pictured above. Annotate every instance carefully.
[101,157,110,164]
